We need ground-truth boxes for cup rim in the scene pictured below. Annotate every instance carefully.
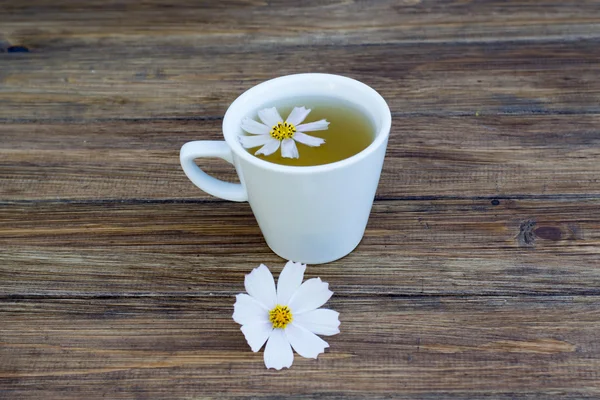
[222,73,391,174]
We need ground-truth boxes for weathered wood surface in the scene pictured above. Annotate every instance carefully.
[2,0,600,399]
[2,296,600,399]
[3,0,600,47]
[1,40,600,119]
[1,199,599,297]
[3,114,600,200]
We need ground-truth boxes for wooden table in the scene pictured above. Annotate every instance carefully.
[2,1,600,398]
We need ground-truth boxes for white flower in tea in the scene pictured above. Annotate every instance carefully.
[239,106,329,158]
[233,261,340,370]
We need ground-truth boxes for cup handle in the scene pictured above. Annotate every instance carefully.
[180,141,248,202]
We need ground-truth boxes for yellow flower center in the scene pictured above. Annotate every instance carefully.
[270,122,296,140]
[269,305,293,329]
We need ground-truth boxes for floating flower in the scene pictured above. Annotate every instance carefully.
[239,106,329,158]
[233,261,340,370]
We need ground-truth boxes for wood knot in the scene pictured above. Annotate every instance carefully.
[517,219,536,246]
[534,226,562,241]
[517,220,564,246]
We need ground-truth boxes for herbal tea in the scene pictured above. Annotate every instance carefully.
[240,97,375,166]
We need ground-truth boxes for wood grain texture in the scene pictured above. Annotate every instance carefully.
[2,0,600,398]
[2,114,600,201]
[1,39,599,119]
[0,199,599,297]
[2,296,600,399]
[2,0,600,47]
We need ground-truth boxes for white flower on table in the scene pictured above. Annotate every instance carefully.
[233,261,340,370]
[239,106,329,158]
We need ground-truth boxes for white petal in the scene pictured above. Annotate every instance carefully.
[294,309,340,336]
[233,293,269,326]
[280,138,299,159]
[240,322,272,352]
[255,138,281,156]
[296,119,330,132]
[244,264,277,310]
[285,323,329,359]
[276,261,306,306]
[288,278,333,315]
[286,107,311,126]
[239,134,272,149]
[240,117,270,135]
[264,328,294,370]
[294,132,325,147]
[258,107,283,127]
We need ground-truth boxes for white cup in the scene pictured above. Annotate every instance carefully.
[180,73,391,264]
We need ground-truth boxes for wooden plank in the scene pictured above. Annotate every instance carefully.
[2,0,600,49]
[2,2,598,399]
[2,114,600,201]
[1,199,598,297]
[1,296,599,399]
[1,39,600,119]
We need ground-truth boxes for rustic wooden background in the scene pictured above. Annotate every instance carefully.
[2,0,600,398]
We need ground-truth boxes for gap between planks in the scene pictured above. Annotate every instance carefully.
[4,292,600,301]
[2,108,600,124]
[3,193,600,206]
